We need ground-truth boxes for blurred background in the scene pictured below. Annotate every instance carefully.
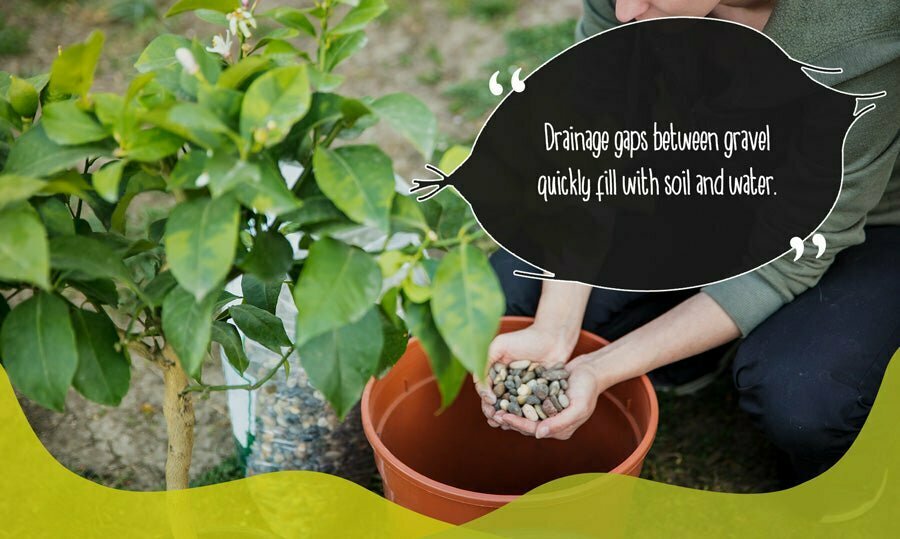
[2,0,779,493]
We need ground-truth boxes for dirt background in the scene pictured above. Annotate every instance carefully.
[3,0,778,492]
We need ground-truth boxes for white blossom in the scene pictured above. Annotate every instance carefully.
[206,30,233,60]
[227,7,258,39]
[174,48,199,75]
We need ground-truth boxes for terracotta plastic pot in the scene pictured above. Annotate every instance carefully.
[361,316,659,524]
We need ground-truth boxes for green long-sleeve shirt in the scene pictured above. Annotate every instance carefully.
[579,0,900,335]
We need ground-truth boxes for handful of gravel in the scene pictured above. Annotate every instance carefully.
[489,360,570,421]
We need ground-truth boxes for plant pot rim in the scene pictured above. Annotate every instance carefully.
[361,315,659,506]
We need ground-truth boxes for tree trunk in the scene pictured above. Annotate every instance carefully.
[161,345,195,490]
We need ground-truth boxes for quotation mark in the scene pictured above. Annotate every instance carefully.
[488,67,526,96]
[790,233,826,261]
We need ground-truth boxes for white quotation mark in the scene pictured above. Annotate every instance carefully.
[488,67,526,96]
[790,233,827,261]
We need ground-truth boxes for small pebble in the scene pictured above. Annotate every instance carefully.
[517,384,531,397]
[507,400,522,416]
[509,359,531,370]
[550,394,562,412]
[549,380,560,396]
[526,379,537,390]
[560,379,568,390]
[513,375,522,386]
[517,394,528,405]
[558,393,570,408]
[494,400,502,411]
[535,366,545,377]
[492,382,506,397]
[535,403,548,420]
[499,399,509,411]
[528,362,538,372]
[510,369,523,378]
[496,365,507,380]
[542,398,558,417]
[525,395,541,406]
[504,379,517,391]
[521,371,536,384]
[544,369,570,381]
[533,383,549,400]
[522,404,539,421]
[502,392,511,401]
[535,378,548,385]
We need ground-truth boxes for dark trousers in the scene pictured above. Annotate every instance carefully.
[490,226,900,483]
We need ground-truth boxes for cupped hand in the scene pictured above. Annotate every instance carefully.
[493,353,608,439]
[474,324,577,426]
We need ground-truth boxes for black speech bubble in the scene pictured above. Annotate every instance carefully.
[413,18,881,291]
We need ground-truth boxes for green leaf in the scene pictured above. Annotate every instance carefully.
[240,65,311,147]
[241,273,281,314]
[323,31,367,71]
[233,158,300,216]
[212,321,248,374]
[404,298,467,408]
[162,285,217,378]
[229,303,291,353]
[165,196,240,300]
[206,156,260,197]
[122,128,184,162]
[421,187,475,240]
[0,204,50,289]
[50,31,105,97]
[69,278,118,306]
[134,34,192,94]
[8,76,38,117]
[298,306,382,419]
[329,0,387,35]
[431,244,504,375]
[312,145,394,232]
[166,0,238,17]
[292,237,381,345]
[263,7,316,36]
[41,100,109,145]
[93,160,127,202]
[213,289,240,314]
[35,198,75,237]
[280,196,348,230]
[168,151,208,190]
[390,193,428,234]
[439,144,469,172]
[3,124,111,178]
[143,270,177,308]
[371,93,436,158]
[217,56,272,90]
[70,309,130,406]
[0,292,78,411]
[240,229,293,282]
[376,308,407,377]
[49,235,133,285]
[0,175,45,211]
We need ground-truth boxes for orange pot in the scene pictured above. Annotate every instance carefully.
[361,316,659,524]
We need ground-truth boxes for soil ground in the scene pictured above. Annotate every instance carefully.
[4,0,779,493]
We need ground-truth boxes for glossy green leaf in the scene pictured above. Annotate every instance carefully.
[376,308,407,378]
[134,34,192,93]
[8,76,38,117]
[390,193,428,234]
[323,31,367,71]
[329,0,387,35]
[263,7,316,36]
[371,93,436,158]
[233,159,300,216]
[70,309,131,406]
[404,298,468,408]
[168,151,207,190]
[292,237,381,345]
[298,306,382,419]
[161,285,217,378]
[166,0,238,17]
[49,31,105,97]
[206,156,260,197]
[93,160,126,202]
[0,204,50,289]
[143,271,177,308]
[165,196,239,300]
[122,128,184,162]
[41,100,109,145]
[49,234,133,285]
[240,64,311,147]
[217,56,272,89]
[3,124,111,178]
[241,273,281,314]
[312,145,394,232]
[69,278,119,306]
[0,292,78,411]
[240,229,293,282]
[431,244,504,375]
[0,175,45,211]
[229,303,291,353]
[212,321,248,374]
[34,198,75,237]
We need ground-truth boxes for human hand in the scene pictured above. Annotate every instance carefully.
[493,353,608,439]
[474,323,578,427]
